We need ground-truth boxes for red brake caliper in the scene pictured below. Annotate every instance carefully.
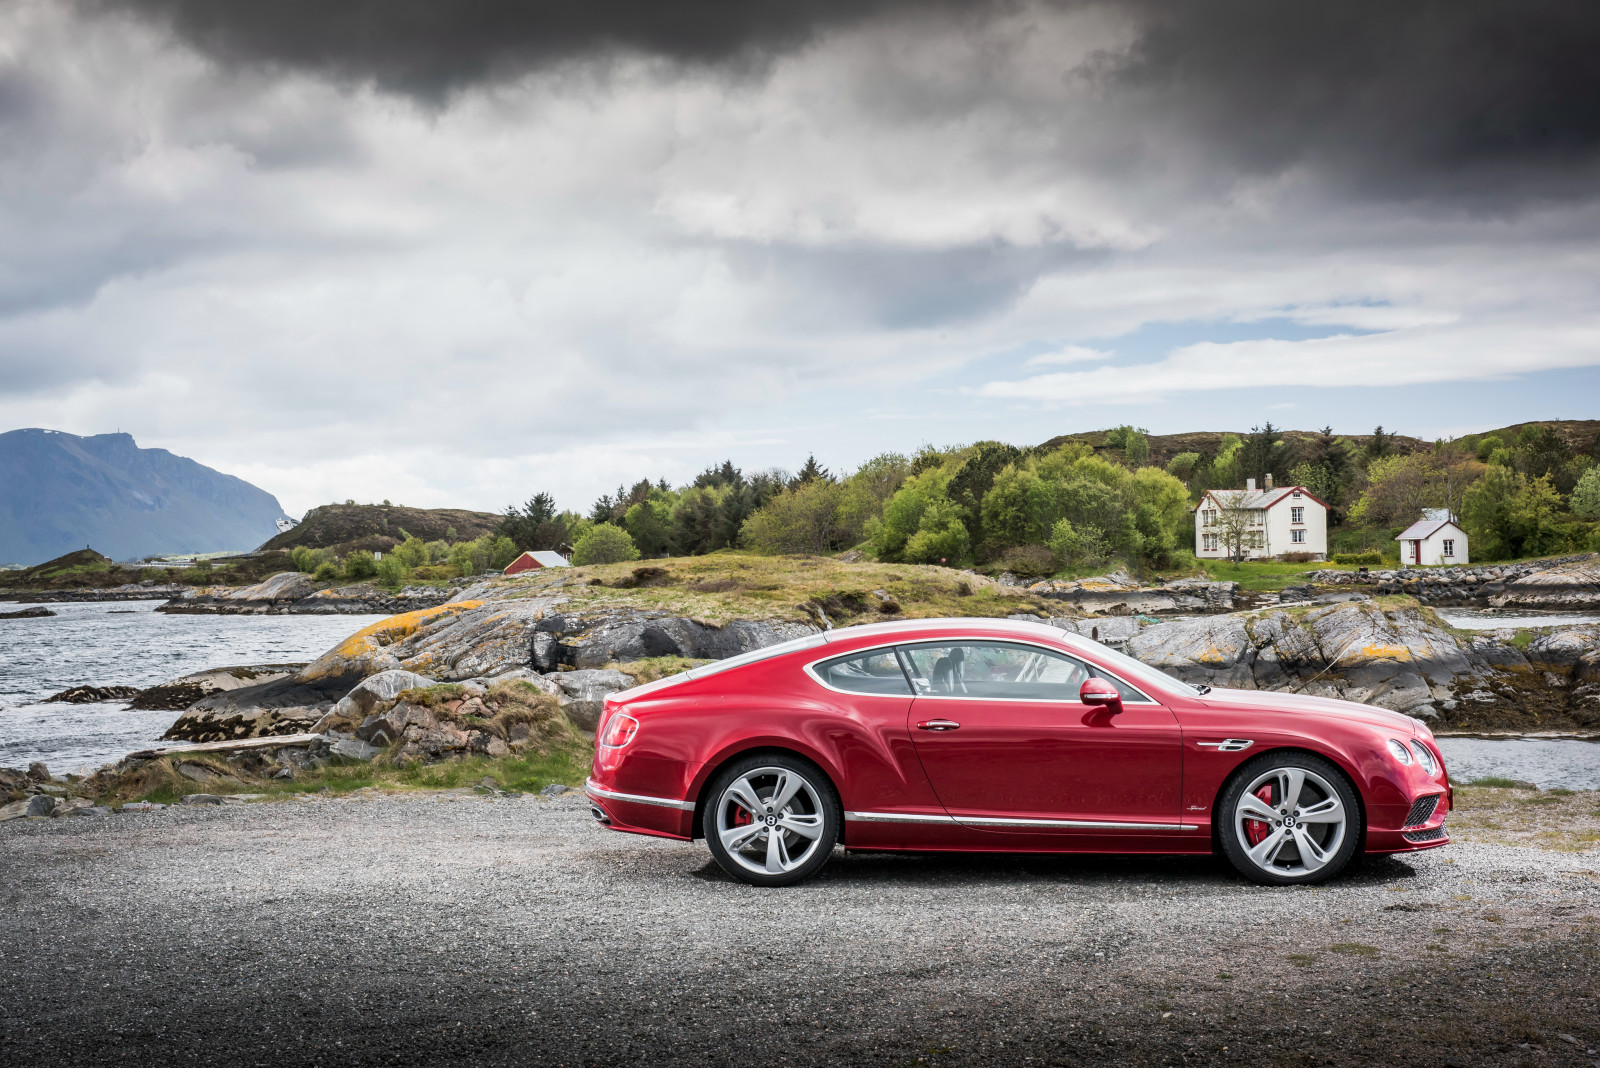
[1244,784,1275,846]
[732,807,752,827]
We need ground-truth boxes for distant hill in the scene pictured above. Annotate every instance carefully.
[0,429,289,566]
[259,503,501,555]
[1036,427,1428,467]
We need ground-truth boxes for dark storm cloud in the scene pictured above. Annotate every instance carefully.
[79,0,982,97]
[1114,0,1600,196]
[88,0,1600,197]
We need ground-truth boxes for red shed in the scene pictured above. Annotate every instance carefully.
[503,550,570,575]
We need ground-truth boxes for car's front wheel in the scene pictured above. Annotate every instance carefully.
[1217,752,1362,886]
[703,755,840,886]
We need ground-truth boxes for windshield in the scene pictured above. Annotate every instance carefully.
[1060,633,1200,698]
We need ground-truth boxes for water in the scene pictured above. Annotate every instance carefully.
[1435,737,1600,791]
[0,601,386,773]
[1435,608,1600,631]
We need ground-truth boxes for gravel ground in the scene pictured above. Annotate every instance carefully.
[3,793,1598,1067]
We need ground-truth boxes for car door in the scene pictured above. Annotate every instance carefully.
[900,639,1184,833]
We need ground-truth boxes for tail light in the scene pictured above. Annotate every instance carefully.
[599,713,639,749]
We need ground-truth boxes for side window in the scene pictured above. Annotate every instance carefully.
[812,649,912,696]
[897,642,1152,703]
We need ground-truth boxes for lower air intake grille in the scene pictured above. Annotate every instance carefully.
[1403,795,1440,828]
[1403,826,1447,843]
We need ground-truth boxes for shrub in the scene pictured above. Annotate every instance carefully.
[289,546,317,573]
[572,523,640,565]
[1165,549,1199,572]
[1280,552,1319,564]
[997,544,1055,578]
[342,550,378,580]
[1332,549,1385,565]
[1048,518,1109,570]
[375,555,408,587]
[313,561,340,581]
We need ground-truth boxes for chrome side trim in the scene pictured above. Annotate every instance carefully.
[959,816,1199,831]
[1196,739,1255,752]
[844,810,1195,831]
[844,810,957,824]
[584,780,695,811]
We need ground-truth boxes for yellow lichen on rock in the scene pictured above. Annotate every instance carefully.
[1356,643,1413,662]
[298,600,484,681]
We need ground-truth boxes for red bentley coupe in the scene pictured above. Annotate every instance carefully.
[585,618,1451,886]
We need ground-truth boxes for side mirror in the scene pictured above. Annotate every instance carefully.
[1079,677,1123,714]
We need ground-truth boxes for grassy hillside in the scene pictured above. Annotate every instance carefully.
[480,552,1065,626]
[0,547,296,593]
[259,503,501,555]
[1036,427,1430,468]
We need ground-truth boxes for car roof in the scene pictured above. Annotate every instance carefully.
[821,616,1073,646]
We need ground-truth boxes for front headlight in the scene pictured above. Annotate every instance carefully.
[1410,740,1438,775]
[1386,738,1413,765]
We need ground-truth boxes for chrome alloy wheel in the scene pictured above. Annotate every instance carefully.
[1233,766,1348,878]
[713,766,827,876]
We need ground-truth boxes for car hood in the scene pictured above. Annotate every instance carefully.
[1195,687,1419,734]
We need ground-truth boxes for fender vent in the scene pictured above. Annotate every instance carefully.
[1403,795,1440,829]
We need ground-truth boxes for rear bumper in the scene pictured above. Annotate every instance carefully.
[584,778,694,840]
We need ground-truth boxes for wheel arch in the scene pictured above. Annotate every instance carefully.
[1209,745,1367,853]
[689,745,846,844]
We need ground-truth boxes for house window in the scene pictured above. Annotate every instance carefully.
[1251,511,1264,527]
[1248,532,1264,549]
[1203,533,1219,551]
[1291,529,1306,544]
[1443,539,1455,557]
[1292,490,1302,498]
[1202,509,1217,527]
[1291,507,1304,524]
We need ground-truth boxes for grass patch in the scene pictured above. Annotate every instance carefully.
[608,655,710,685]
[1466,776,1539,789]
[1195,559,1386,592]
[1328,943,1380,957]
[1511,629,1536,651]
[475,552,1068,625]
[1285,954,1317,967]
[1450,786,1600,852]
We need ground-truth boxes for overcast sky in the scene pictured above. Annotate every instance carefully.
[3,0,1599,517]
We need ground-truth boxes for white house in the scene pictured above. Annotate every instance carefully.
[1394,510,1468,566]
[1195,475,1329,561]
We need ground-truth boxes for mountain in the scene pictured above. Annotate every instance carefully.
[259,502,501,555]
[0,429,289,565]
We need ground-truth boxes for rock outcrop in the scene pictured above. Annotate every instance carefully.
[156,573,459,615]
[1124,599,1600,729]
[45,685,140,703]
[1024,570,1239,614]
[1305,554,1599,608]
[129,664,305,711]
[0,606,55,618]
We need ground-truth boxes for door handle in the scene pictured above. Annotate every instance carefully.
[916,719,961,731]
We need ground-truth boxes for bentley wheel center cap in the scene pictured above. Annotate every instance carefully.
[1283,815,1297,828]
[765,815,778,827]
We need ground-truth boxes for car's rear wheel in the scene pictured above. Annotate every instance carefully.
[1218,752,1361,886]
[703,755,840,886]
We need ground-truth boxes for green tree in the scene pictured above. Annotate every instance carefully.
[1572,467,1600,518]
[789,455,833,488]
[289,546,318,573]
[740,481,843,554]
[1165,452,1201,486]
[835,452,910,545]
[623,500,672,557]
[376,554,408,587]
[342,550,378,580]
[1048,518,1108,570]
[1462,467,1564,559]
[867,467,955,561]
[901,499,971,565]
[571,524,641,565]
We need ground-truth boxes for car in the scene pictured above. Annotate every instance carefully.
[584,617,1452,886]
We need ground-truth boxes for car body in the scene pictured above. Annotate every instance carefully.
[585,617,1451,884]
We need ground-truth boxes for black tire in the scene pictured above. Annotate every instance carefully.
[1217,751,1363,886]
[702,753,841,887]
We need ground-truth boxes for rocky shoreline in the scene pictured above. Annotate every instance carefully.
[154,571,461,615]
[1303,554,1600,608]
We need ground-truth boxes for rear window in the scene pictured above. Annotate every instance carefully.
[810,649,912,695]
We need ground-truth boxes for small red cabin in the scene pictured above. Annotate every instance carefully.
[503,550,571,575]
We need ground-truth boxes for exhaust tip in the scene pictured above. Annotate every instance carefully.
[590,805,611,825]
